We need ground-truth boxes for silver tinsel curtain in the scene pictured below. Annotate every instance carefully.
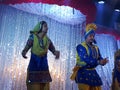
[0,4,120,90]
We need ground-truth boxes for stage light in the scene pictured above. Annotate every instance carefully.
[115,9,120,12]
[98,1,105,4]
[93,0,105,4]
[114,3,120,12]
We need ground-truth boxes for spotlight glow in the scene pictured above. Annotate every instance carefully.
[115,9,120,12]
[98,1,105,4]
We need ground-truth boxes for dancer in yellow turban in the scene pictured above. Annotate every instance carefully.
[71,23,108,90]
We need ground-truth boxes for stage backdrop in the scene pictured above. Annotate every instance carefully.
[0,4,120,90]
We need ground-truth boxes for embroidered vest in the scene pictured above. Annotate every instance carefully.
[31,34,50,56]
[76,42,99,66]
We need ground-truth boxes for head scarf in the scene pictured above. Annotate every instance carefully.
[30,21,46,34]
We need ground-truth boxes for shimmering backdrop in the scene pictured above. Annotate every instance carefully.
[0,4,120,90]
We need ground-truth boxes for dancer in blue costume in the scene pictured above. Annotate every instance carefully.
[111,49,120,90]
[70,23,109,90]
[22,21,60,90]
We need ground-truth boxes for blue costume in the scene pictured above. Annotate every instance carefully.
[75,41,103,86]
[70,23,107,90]
[26,34,55,83]
[22,21,57,90]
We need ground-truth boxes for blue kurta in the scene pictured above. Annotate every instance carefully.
[75,42,103,86]
[26,34,55,84]
[28,54,48,71]
[27,53,52,83]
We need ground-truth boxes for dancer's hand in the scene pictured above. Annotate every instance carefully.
[22,50,28,59]
[54,50,60,59]
[99,57,109,65]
